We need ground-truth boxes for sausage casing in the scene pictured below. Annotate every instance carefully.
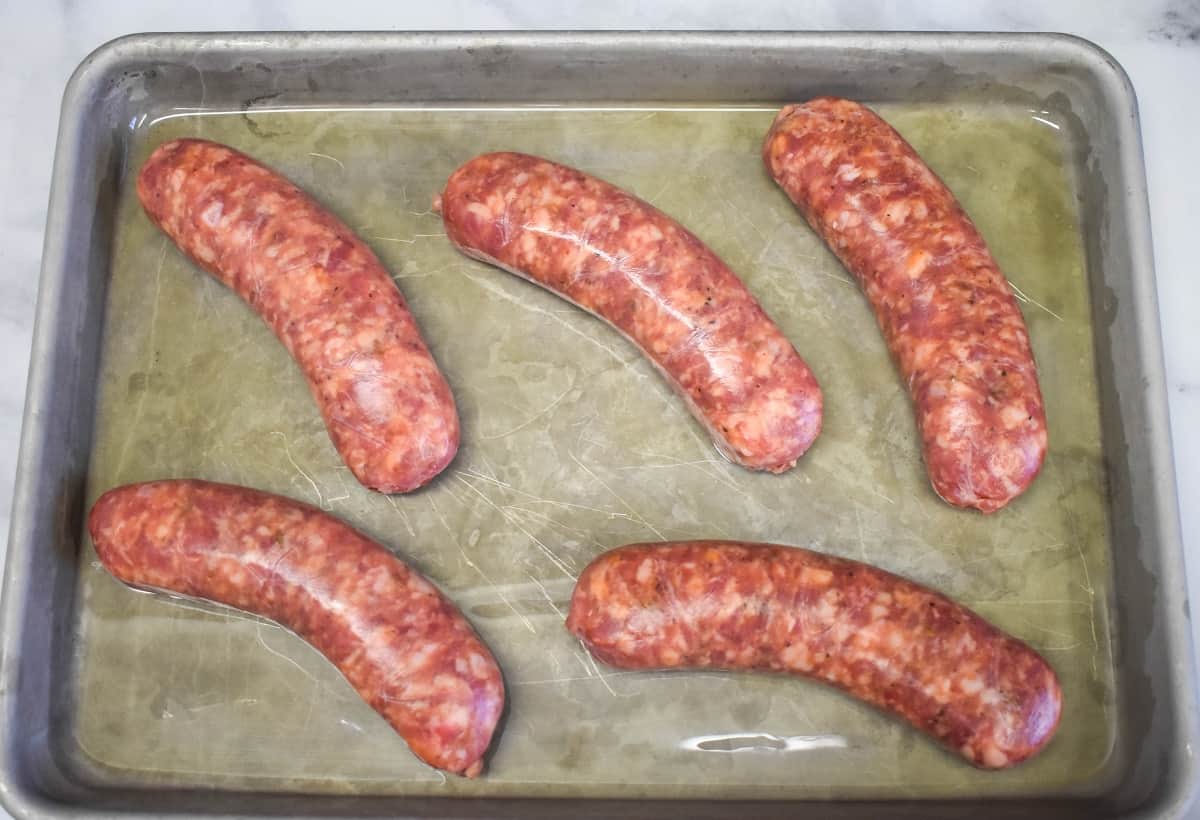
[436,152,822,473]
[566,541,1061,769]
[88,479,505,777]
[763,99,1047,512]
[138,139,459,494]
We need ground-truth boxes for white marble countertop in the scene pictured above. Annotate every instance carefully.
[3,0,1198,814]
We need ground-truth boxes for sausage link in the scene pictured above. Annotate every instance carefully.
[138,139,459,493]
[435,152,822,473]
[567,541,1061,769]
[763,99,1047,512]
[88,480,505,777]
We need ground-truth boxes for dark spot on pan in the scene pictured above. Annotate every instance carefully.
[241,92,285,139]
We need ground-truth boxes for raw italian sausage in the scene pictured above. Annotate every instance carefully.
[138,139,459,494]
[763,99,1047,512]
[88,479,504,777]
[435,152,822,473]
[567,541,1061,769]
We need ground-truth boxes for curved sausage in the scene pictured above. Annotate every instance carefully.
[435,152,822,473]
[138,139,459,494]
[567,541,1061,769]
[763,99,1047,512]
[88,479,504,777]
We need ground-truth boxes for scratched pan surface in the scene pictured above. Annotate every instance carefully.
[2,32,1194,820]
[74,103,1111,796]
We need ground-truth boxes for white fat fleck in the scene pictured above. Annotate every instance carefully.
[390,641,439,678]
[801,567,834,587]
[853,621,880,646]
[717,593,746,621]
[941,401,978,441]
[194,244,217,264]
[626,606,667,636]
[836,163,861,184]
[910,340,937,371]
[200,199,224,227]
[352,376,393,424]
[466,201,493,222]
[981,745,1009,768]
[617,634,640,655]
[949,379,977,399]
[814,598,837,625]
[906,250,930,279]
[1000,403,1028,428]
[780,642,812,672]
[468,652,492,678]
[440,703,472,732]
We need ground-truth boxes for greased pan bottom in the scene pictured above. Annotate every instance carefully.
[75,104,1109,798]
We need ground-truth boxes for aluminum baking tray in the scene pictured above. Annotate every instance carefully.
[1,31,1194,819]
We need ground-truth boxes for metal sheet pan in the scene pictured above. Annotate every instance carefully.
[1,31,1194,819]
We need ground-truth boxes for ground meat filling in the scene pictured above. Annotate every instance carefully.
[763,99,1047,512]
[89,480,505,777]
[568,541,1062,769]
[437,152,823,472]
[138,139,459,494]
